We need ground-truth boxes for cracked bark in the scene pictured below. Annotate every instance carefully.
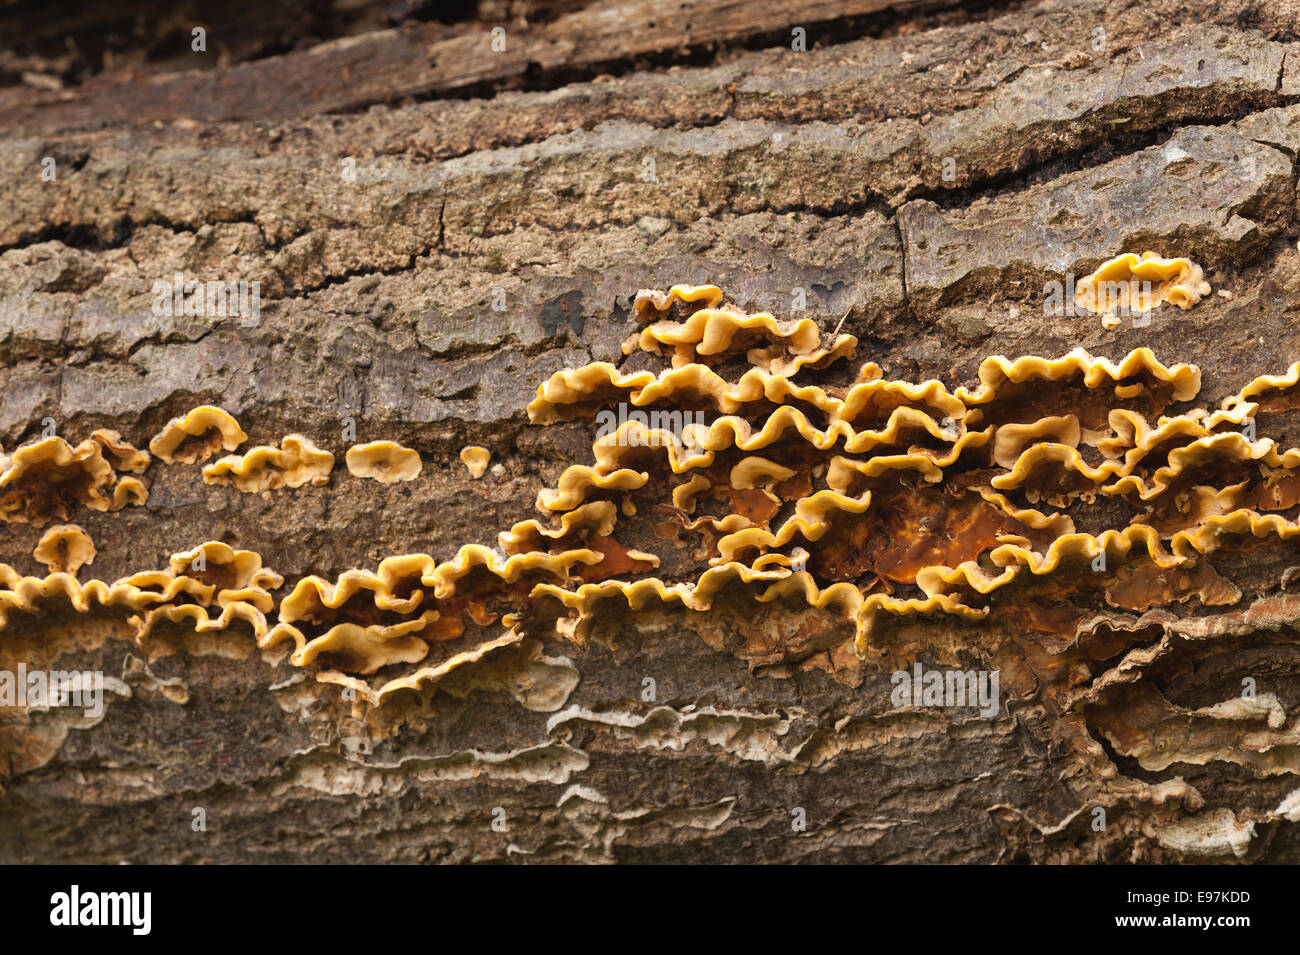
[5,0,1300,863]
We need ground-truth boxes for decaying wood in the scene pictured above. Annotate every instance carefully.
[4,0,1300,864]
[0,0,967,134]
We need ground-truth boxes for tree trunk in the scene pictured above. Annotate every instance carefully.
[4,0,1300,864]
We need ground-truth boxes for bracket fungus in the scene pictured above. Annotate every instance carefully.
[149,406,248,464]
[257,543,609,700]
[496,287,1300,705]
[460,446,491,479]
[632,284,726,323]
[346,441,422,483]
[625,287,856,372]
[202,435,334,492]
[126,542,284,642]
[167,542,283,608]
[1074,252,1211,327]
[89,430,151,473]
[1,539,281,651]
[0,436,149,526]
[15,281,1300,856]
[32,525,96,576]
[0,291,1289,678]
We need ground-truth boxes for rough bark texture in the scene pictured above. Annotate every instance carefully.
[5,0,1300,864]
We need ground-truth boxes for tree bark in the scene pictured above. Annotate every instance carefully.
[4,0,1300,863]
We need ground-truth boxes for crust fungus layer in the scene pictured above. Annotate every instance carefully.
[8,284,1300,863]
